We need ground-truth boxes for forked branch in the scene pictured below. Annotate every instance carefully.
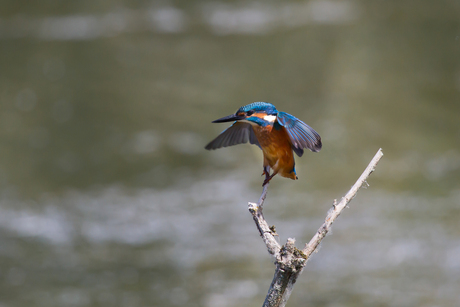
[248,148,384,307]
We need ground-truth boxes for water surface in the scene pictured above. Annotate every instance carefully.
[0,1,459,306]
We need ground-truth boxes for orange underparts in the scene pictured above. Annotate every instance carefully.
[253,124,297,180]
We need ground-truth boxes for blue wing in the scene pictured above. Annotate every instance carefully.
[205,122,261,150]
[276,112,322,157]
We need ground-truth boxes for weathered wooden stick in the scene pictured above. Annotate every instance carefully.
[249,148,384,307]
[248,183,281,257]
[303,148,384,257]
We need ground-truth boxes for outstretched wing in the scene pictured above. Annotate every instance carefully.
[276,111,322,157]
[205,122,261,150]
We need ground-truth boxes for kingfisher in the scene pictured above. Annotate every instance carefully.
[205,102,321,186]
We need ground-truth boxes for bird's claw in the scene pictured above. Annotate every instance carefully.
[262,174,275,186]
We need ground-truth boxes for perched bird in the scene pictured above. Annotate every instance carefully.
[205,102,321,186]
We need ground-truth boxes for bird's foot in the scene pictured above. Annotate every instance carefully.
[262,174,276,186]
[261,166,269,177]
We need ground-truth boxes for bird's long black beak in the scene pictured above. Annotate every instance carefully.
[212,113,245,123]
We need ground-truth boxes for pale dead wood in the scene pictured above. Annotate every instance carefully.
[248,149,384,307]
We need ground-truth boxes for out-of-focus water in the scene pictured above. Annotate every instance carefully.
[0,1,459,306]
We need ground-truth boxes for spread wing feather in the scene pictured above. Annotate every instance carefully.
[205,122,261,150]
[276,111,322,157]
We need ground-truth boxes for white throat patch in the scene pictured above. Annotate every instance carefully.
[263,115,277,123]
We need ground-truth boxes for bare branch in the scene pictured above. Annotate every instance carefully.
[249,184,281,257]
[303,148,384,256]
[249,148,384,307]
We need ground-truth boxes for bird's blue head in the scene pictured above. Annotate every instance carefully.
[237,102,278,115]
[212,102,278,127]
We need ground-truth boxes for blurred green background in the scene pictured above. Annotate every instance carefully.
[0,0,459,306]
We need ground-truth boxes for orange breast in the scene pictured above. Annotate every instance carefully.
[253,125,297,179]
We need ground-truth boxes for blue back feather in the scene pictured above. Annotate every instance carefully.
[276,111,322,156]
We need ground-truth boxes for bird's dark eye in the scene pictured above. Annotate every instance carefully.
[246,110,254,116]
